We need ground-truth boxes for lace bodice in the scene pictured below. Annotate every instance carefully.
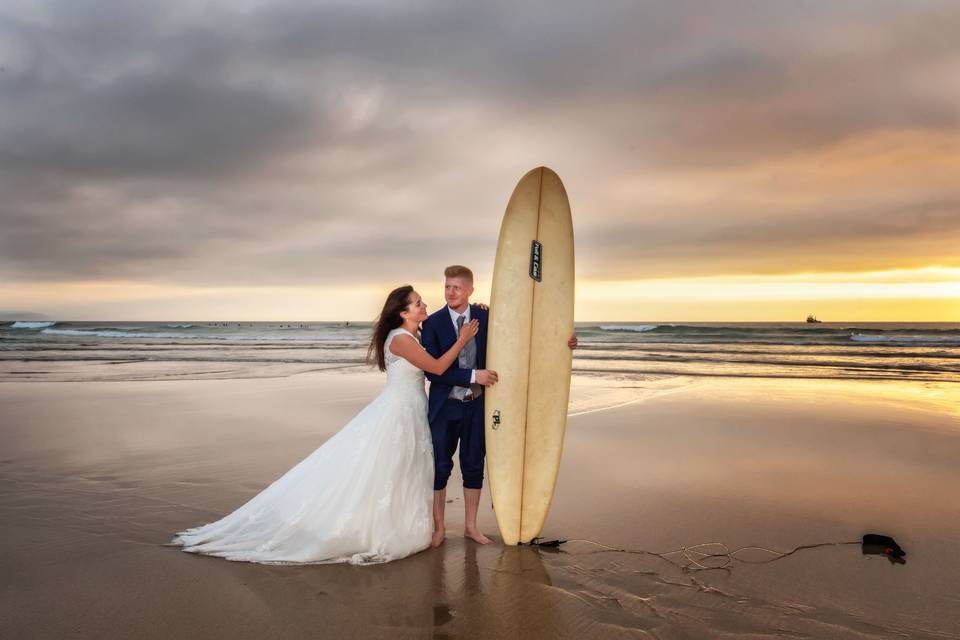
[384,328,427,388]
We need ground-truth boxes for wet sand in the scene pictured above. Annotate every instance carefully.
[2,371,959,639]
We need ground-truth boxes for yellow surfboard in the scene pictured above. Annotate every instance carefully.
[485,167,575,545]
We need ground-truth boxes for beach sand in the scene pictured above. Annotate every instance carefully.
[2,370,959,639]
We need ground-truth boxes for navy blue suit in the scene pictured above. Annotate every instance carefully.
[421,304,488,490]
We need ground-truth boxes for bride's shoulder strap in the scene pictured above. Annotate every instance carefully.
[385,327,415,348]
[387,328,421,352]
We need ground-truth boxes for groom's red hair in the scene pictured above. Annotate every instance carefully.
[444,265,473,283]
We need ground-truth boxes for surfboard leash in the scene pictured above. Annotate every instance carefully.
[525,534,904,572]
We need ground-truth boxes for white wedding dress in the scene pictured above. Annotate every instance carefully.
[170,328,434,565]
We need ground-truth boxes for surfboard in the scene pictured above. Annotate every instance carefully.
[485,166,575,545]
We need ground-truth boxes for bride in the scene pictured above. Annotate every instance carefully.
[170,285,479,565]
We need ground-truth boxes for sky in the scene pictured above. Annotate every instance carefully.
[1,0,958,321]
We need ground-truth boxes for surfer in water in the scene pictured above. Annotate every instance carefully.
[421,265,577,547]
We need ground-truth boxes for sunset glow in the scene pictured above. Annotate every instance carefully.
[4,267,956,321]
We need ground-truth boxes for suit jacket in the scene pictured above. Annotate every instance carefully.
[421,304,488,424]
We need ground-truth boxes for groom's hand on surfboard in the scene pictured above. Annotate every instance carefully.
[568,334,578,349]
[476,369,498,386]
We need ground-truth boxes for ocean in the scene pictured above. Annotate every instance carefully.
[2,320,958,384]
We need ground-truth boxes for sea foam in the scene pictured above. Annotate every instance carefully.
[40,327,357,342]
[9,321,56,329]
[851,333,960,344]
[599,325,658,333]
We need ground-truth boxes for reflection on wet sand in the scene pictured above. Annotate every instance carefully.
[427,540,557,639]
[2,373,959,639]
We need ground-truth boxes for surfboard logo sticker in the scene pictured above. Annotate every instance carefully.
[529,240,542,282]
[492,409,501,430]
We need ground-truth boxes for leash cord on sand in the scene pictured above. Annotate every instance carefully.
[544,539,862,572]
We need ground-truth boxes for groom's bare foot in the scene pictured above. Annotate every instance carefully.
[464,528,492,545]
[431,527,446,548]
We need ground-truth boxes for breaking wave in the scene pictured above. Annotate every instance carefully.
[9,321,56,329]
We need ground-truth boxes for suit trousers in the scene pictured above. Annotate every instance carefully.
[431,397,485,490]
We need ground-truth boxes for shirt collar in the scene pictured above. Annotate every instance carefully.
[447,304,470,324]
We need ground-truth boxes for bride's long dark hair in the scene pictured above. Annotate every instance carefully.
[367,285,414,372]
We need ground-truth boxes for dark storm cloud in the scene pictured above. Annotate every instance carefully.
[2,73,309,176]
[0,0,958,288]
[0,2,313,178]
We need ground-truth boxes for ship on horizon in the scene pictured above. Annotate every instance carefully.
[806,314,823,323]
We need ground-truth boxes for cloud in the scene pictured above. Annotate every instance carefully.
[0,0,958,294]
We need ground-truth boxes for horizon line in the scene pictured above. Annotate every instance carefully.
[4,318,959,324]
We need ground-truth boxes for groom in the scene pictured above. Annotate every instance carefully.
[422,265,577,547]
[422,265,497,546]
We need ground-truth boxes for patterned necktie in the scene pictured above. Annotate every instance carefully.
[456,314,480,397]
